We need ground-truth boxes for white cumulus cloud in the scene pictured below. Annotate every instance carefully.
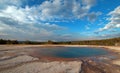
[0,0,101,41]
[99,6,120,31]
[39,0,97,21]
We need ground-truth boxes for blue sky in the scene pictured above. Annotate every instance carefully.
[0,0,120,41]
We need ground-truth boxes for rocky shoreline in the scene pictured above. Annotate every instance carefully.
[0,45,120,73]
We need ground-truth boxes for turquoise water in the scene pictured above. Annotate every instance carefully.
[35,47,109,58]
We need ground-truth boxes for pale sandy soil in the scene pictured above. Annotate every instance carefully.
[112,59,120,65]
[0,45,120,73]
[0,60,82,73]
[0,54,82,73]
[0,55,39,69]
[0,45,119,51]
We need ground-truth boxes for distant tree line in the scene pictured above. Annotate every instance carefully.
[56,37,120,46]
[0,39,19,44]
[0,37,120,46]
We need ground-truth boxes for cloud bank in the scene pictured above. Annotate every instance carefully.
[0,0,99,41]
[99,6,120,31]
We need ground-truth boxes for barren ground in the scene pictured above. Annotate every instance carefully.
[0,45,120,73]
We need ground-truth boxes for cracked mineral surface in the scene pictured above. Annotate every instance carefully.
[0,45,120,73]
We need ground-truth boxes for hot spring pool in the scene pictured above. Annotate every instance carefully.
[32,47,110,58]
